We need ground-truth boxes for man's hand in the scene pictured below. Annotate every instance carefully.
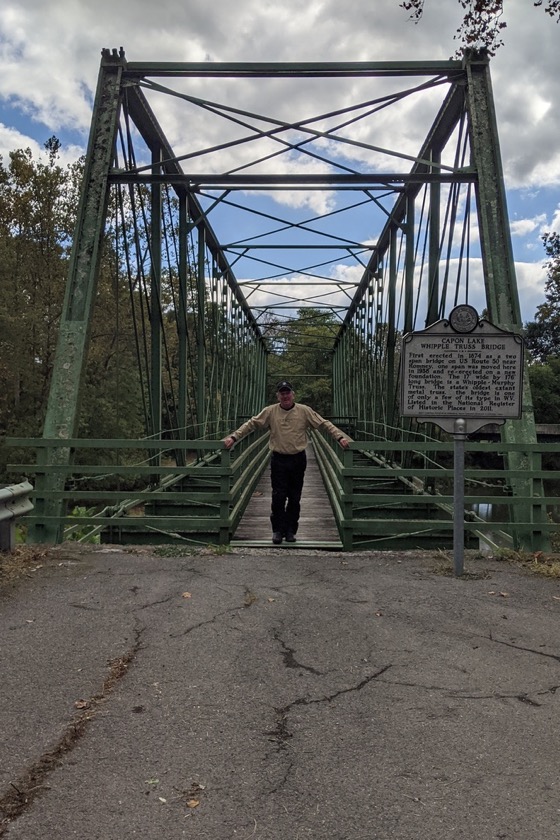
[338,437,350,449]
[223,435,236,449]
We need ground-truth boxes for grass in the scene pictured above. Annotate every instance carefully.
[493,547,560,579]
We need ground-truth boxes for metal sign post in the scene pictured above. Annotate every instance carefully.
[401,305,524,576]
[452,419,466,576]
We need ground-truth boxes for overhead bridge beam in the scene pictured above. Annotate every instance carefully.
[124,60,464,78]
[109,172,478,187]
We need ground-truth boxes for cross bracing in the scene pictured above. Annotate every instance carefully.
[7,49,555,550]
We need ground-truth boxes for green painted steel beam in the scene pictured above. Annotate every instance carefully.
[465,50,547,550]
[110,173,476,187]
[123,60,464,78]
[30,53,126,543]
[123,84,264,343]
[335,81,468,340]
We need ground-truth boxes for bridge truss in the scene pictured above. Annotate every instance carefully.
[8,49,556,550]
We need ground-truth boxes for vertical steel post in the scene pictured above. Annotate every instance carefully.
[197,227,206,434]
[177,193,188,454]
[453,419,466,577]
[30,50,125,543]
[465,50,547,550]
[386,237,397,429]
[150,147,162,446]
[428,148,441,326]
[404,193,415,335]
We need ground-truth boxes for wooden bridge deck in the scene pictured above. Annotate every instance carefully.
[231,445,343,548]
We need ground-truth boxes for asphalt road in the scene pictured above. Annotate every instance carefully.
[1,544,560,839]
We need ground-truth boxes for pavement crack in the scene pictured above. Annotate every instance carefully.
[487,634,560,665]
[168,607,240,638]
[265,665,391,753]
[137,594,175,610]
[0,624,145,836]
[273,629,323,675]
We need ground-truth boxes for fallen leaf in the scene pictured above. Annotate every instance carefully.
[267,597,275,603]
[186,799,200,809]
[158,796,167,804]
[145,779,159,785]
[182,592,192,599]
[553,596,560,601]
[499,592,509,598]
[74,699,89,709]
[488,591,496,595]
[375,611,383,617]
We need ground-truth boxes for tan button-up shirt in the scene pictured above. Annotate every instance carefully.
[232,403,349,455]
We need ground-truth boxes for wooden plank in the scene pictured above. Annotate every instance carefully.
[232,445,342,545]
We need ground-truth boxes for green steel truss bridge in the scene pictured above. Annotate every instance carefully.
[7,49,559,551]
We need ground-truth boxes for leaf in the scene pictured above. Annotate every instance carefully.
[158,796,167,803]
[74,699,89,709]
[267,597,275,603]
[182,591,192,599]
[499,592,509,598]
[186,799,200,808]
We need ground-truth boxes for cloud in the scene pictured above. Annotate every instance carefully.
[0,0,556,332]
[515,260,547,322]
[510,215,547,238]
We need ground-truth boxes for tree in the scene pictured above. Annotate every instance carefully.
[400,0,560,55]
[528,357,560,423]
[524,231,560,364]
[524,232,560,423]
[268,308,339,415]
[0,140,147,481]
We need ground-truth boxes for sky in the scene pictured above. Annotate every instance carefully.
[0,0,559,324]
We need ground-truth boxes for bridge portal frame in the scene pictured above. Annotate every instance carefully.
[11,50,547,549]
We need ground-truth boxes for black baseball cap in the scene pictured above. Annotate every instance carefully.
[276,380,293,392]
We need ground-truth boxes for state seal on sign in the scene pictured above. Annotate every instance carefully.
[448,304,479,334]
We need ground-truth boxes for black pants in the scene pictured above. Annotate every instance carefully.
[270,450,307,535]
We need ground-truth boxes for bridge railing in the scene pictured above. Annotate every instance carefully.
[5,434,270,546]
[311,433,560,552]
[7,434,560,552]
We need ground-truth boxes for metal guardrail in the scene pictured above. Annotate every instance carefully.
[0,481,34,551]
[5,437,269,546]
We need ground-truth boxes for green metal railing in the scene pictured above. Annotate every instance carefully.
[7,434,270,546]
[7,432,559,552]
[312,432,559,551]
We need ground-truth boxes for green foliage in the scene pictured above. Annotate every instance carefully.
[0,139,149,483]
[525,232,560,364]
[64,507,101,544]
[267,308,338,415]
[524,232,560,424]
[528,358,560,423]
[0,140,81,479]
[400,0,559,56]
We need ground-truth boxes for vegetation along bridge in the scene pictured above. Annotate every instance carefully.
[7,50,560,551]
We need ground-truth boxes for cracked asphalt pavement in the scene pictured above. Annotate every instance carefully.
[1,544,560,839]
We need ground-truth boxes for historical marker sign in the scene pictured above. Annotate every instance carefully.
[401,305,525,575]
[401,305,524,435]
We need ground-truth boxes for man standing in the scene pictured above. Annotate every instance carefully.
[223,381,351,544]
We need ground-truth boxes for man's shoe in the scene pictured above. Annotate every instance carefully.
[272,532,283,545]
[285,532,296,543]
